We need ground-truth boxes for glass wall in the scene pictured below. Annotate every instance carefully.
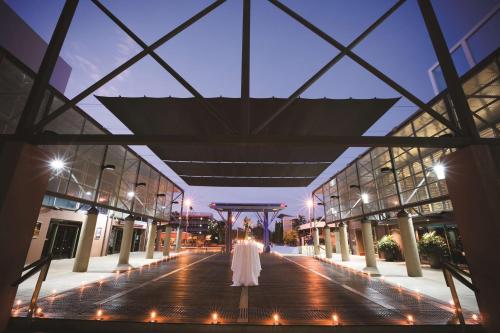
[316,51,499,223]
[0,47,183,221]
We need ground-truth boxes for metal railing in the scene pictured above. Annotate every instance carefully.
[442,261,479,325]
[12,255,53,318]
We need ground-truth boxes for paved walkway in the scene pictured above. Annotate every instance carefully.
[14,251,180,303]
[12,252,477,326]
[272,246,478,313]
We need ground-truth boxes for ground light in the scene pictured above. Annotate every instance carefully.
[332,313,339,325]
[273,313,279,325]
[211,312,218,324]
[407,314,414,324]
[36,307,43,317]
[150,311,157,322]
[472,314,479,322]
[96,309,103,320]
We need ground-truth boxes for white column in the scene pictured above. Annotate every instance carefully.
[117,215,134,269]
[397,210,423,277]
[175,226,182,253]
[324,226,333,259]
[73,207,99,272]
[313,228,320,256]
[339,222,350,261]
[163,226,172,257]
[361,219,380,276]
[145,221,157,259]
[334,228,341,254]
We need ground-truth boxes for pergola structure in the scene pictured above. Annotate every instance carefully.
[2,0,498,158]
[1,0,500,330]
[209,202,286,253]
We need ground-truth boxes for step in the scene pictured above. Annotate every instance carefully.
[6,317,486,333]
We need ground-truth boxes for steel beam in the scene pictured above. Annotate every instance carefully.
[326,194,450,225]
[32,0,226,133]
[15,0,78,134]
[90,0,235,134]
[253,0,405,134]
[240,0,251,134]
[267,0,462,134]
[418,0,478,139]
[2,133,499,148]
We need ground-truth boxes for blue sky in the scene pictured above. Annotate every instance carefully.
[6,0,500,224]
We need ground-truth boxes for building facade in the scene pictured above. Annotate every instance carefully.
[0,5,184,265]
[311,45,499,265]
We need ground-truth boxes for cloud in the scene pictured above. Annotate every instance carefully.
[72,54,119,96]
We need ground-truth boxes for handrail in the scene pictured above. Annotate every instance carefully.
[442,260,479,325]
[12,255,53,318]
[13,255,52,286]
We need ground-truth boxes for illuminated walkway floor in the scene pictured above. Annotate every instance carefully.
[11,253,476,326]
[15,251,178,303]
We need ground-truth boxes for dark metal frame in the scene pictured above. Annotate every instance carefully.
[3,0,498,147]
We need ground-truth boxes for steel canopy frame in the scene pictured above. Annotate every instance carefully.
[209,202,286,253]
[2,133,498,148]
[5,0,498,184]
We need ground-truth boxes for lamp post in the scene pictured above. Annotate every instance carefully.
[184,199,192,245]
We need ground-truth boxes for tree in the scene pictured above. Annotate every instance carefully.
[208,221,224,244]
[283,229,299,246]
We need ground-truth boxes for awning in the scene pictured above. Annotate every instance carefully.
[97,96,398,187]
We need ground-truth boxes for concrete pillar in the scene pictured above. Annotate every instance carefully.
[444,145,500,331]
[313,228,320,256]
[339,222,350,261]
[145,221,157,259]
[0,143,50,331]
[117,215,134,269]
[175,226,182,253]
[163,226,172,257]
[361,219,380,276]
[72,207,99,272]
[334,228,341,254]
[324,226,333,259]
[397,210,422,277]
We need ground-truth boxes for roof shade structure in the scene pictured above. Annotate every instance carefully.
[97,96,398,187]
[209,202,286,212]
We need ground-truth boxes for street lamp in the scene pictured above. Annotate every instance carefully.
[306,199,313,236]
[184,199,193,245]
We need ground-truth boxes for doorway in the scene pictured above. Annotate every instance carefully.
[42,220,81,259]
[108,226,144,254]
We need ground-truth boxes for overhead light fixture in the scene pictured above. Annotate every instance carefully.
[49,158,65,171]
[361,193,369,204]
[101,164,116,171]
[433,163,446,180]
[380,167,393,173]
[127,191,135,198]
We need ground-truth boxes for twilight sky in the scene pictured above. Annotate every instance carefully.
[6,0,499,224]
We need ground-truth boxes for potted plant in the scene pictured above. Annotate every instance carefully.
[418,231,448,268]
[377,235,401,261]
